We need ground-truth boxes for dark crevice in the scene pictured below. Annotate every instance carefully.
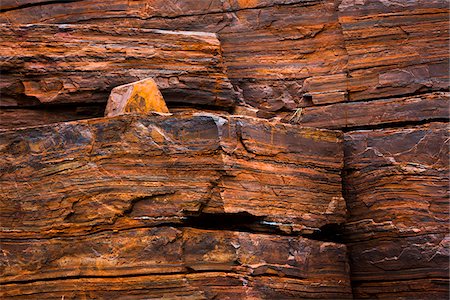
[302,223,345,243]
[0,102,107,109]
[0,270,214,286]
[0,0,82,13]
[341,118,449,132]
[167,102,235,114]
[181,212,285,236]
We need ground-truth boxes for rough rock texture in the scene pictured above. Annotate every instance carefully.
[1,227,352,299]
[343,122,449,299]
[0,114,344,239]
[338,0,449,102]
[290,92,450,130]
[0,24,237,108]
[105,78,169,117]
[0,114,350,298]
[0,0,448,298]
[0,0,348,112]
[0,0,447,115]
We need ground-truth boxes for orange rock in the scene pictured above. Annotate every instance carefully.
[105,78,169,117]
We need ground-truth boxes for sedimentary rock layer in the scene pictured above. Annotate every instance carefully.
[338,0,449,101]
[292,92,449,130]
[0,227,352,299]
[0,0,348,111]
[343,122,449,298]
[1,0,448,113]
[0,24,237,108]
[0,105,105,130]
[0,113,344,239]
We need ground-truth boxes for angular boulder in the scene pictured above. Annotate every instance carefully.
[104,78,169,117]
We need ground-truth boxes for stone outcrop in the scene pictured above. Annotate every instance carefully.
[0,114,350,298]
[0,114,344,238]
[343,122,449,299]
[104,78,169,117]
[1,228,352,299]
[0,0,448,298]
[0,24,237,108]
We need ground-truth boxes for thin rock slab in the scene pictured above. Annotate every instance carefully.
[0,24,237,108]
[0,113,344,239]
[0,227,352,299]
[285,92,449,130]
[343,122,449,298]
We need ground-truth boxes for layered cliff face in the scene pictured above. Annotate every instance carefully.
[0,0,448,299]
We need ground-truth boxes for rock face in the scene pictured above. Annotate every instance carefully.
[0,0,448,298]
[0,24,237,108]
[0,114,344,238]
[1,228,351,299]
[0,114,351,298]
[344,122,449,299]
[105,78,169,117]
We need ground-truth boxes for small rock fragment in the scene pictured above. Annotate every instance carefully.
[105,78,169,117]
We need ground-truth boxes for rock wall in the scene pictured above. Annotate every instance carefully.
[0,114,351,298]
[0,0,448,299]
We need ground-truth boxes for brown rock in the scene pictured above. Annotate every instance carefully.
[2,0,446,118]
[0,24,237,108]
[343,122,449,298]
[0,227,352,299]
[338,0,449,101]
[0,114,345,239]
[0,0,348,112]
[0,106,105,131]
[104,78,169,117]
[288,92,449,129]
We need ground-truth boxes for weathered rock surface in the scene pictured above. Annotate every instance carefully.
[338,0,449,101]
[0,114,350,298]
[289,92,449,129]
[0,114,344,239]
[343,122,449,298]
[0,106,105,130]
[0,24,237,108]
[104,78,169,117]
[0,0,347,112]
[1,0,448,297]
[1,0,447,114]
[0,227,352,299]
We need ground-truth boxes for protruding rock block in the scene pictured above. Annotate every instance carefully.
[0,114,344,239]
[288,92,450,130]
[343,122,449,298]
[0,227,352,299]
[0,24,237,108]
[105,78,169,117]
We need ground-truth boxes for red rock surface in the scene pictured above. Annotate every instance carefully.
[0,114,350,298]
[0,114,344,239]
[1,227,352,299]
[0,24,237,108]
[0,0,448,298]
[343,122,449,298]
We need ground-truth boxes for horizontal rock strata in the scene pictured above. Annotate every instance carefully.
[291,92,449,130]
[0,114,344,239]
[343,122,449,298]
[338,0,449,102]
[0,113,350,298]
[0,24,237,108]
[0,0,348,112]
[0,227,352,299]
